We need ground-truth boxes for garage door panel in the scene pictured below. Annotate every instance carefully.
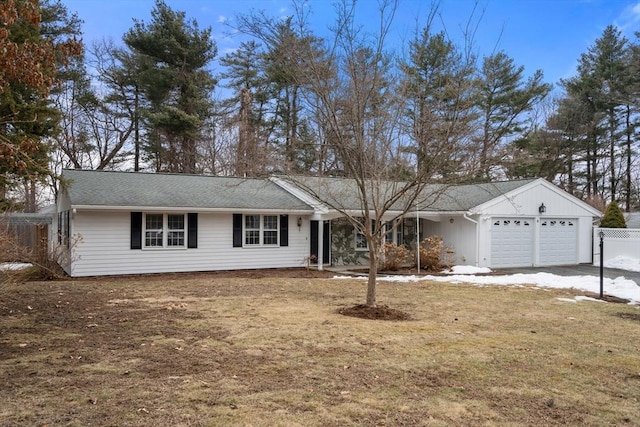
[539,218,577,265]
[491,218,534,267]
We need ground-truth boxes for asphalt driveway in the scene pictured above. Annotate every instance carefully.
[500,264,640,285]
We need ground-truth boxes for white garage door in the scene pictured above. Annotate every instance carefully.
[539,219,577,265]
[491,218,534,267]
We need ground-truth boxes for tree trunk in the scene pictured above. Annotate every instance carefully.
[134,86,140,172]
[366,247,378,307]
[625,105,631,211]
[609,106,616,201]
[365,228,384,307]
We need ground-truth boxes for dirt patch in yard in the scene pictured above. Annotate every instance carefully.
[337,304,412,320]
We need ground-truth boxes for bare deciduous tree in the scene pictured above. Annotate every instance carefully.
[273,0,458,307]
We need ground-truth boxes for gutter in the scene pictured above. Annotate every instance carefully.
[70,205,314,215]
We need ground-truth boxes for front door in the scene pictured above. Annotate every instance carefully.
[310,220,330,264]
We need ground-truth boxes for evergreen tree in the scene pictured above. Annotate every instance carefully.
[399,27,476,180]
[561,26,634,204]
[600,200,626,228]
[219,40,269,176]
[123,0,216,173]
[473,52,551,180]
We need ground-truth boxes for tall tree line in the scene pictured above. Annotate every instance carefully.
[2,0,639,212]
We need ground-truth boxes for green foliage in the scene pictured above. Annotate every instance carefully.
[600,201,626,228]
[123,0,217,173]
[474,52,552,179]
[399,28,476,179]
[559,25,636,206]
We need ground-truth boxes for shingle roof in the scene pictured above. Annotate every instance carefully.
[279,176,536,212]
[421,179,537,211]
[62,169,313,211]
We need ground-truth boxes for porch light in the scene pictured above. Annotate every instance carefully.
[538,203,546,214]
[297,217,303,228]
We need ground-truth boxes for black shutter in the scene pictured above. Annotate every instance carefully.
[187,213,198,248]
[131,212,142,249]
[232,214,243,247]
[280,214,289,247]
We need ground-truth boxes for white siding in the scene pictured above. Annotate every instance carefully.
[475,182,598,268]
[421,215,478,265]
[69,210,311,277]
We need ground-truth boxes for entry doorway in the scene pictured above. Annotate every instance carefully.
[310,220,330,264]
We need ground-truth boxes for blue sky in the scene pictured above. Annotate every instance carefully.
[63,0,640,89]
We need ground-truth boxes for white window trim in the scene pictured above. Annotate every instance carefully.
[143,213,187,249]
[354,218,370,251]
[243,214,279,247]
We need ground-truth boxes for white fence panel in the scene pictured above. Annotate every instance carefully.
[593,228,640,268]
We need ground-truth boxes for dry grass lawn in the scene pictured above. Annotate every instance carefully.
[1,269,639,426]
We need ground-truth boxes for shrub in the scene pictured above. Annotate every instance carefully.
[415,236,454,271]
[379,243,410,271]
[600,201,626,228]
[0,226,71,285]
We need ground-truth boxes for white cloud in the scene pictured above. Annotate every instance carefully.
[218,15,228,24]
[614,1,640,33]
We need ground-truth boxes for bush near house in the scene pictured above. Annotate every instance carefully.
[416,236,453,271]
[379,243,410,271]
[600,201,626,228]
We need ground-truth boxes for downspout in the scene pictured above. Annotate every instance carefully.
[463,213,479,267]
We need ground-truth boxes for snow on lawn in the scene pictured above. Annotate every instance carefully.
[334,266,640,305]
[444,265,492,275]
[604,255,640,272]
[0,263,32,271]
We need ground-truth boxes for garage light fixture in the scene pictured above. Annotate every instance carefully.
[297,217,303,228]
[538,203,546,214]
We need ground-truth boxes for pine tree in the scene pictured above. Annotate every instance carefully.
[123,0,216,173]
[399,27,476,180]
[600,200,626,228]
[473,52,552,180]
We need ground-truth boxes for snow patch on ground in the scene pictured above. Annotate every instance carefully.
[0,263,32,271]
[557,296,606,304]
[334,265,640,305]
[444,265,492,275]
[604,255,640,272]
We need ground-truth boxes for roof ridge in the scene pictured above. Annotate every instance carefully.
[62,169,269,181]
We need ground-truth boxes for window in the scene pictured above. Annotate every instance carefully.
[245,215,261,245]
[244,214,279,246]
[58,210,70,248]
[355,233,368,250]
[167,214,185,246]
[263,215,278,245]
[385,221,395,244]
[145,214,163,247]
[143,213,186,248]
[354,217,373,251]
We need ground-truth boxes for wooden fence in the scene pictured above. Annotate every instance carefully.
[1,214,51,261]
